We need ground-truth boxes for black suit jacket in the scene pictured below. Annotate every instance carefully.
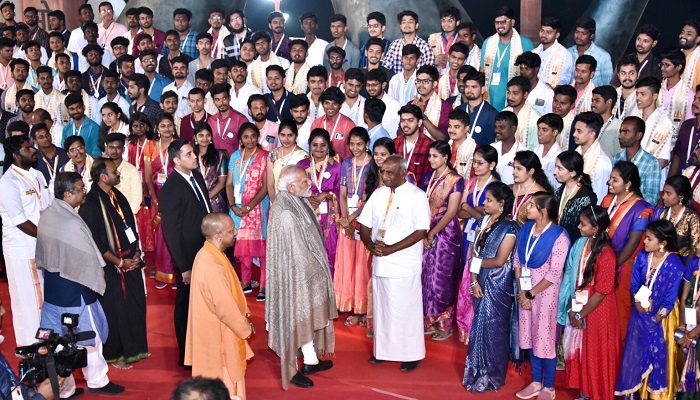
[159,169,211,273]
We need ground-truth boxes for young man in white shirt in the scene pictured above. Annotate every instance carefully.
[492,111,520,184]
[229,60,262,121]
[573,111,612,201]
[516,51,553,115]
[534,113,564,190]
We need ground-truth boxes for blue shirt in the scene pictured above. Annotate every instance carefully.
[264,90,292,123]
[481,35,534,110]
[62,117,101,157]
[368,124,390,151]
[567,42,613,87]
[148,74,173,102]
[457,100,499,146]
[612,148,661,205]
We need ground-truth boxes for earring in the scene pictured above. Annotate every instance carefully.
[499,206,504,213]
[625,186,629,192]
[660,245,665,252]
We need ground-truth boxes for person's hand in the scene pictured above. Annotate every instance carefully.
[375,242,395,257]
[568,312,583,329]
[182,270,192,285]
[517,290,528,305]
[343,225,355,239]
[37,377,65,400]
[308,196,322,210]
[122,258,139,272]
[634,301,646,313]
[678,332,696,348]
[435,54,448,67]
[245,317,255,338]
[520,298,532,310]
[231,205,244,217]
[423,237,432,250]
[471,282,483,298]
[413,95,426,109]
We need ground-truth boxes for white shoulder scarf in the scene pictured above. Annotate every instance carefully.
[614,86,638,120]
[658,78,690,132]
[483,29,524,89]
[504,103,539,150]
[573,82,595,115]
[639,108,676,158]
[451,136,477,179]
[423,92,443,140]
[437,72,459,100]
[250,53,282,90]
[285,62,310,95]
[4,81,32,113]
[541,42,568,88]
[576,140,603,178]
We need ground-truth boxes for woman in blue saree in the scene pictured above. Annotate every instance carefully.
[463,182,519,392]
[615,220,685,397]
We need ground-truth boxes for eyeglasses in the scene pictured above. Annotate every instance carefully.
[230,17,242,23]
[494,19,510,26]
[99,9,113,14]
[71,185,87,193]
[658,62,675,69]
[210,15,223,21]
[68,145,85,153]
[416,78,434,85]
[367,23,381,29]
[473,160,488,166]
[142,58,156,63]
[106,144,124,150]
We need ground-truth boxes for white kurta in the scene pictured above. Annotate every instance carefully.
[357,182,430,361]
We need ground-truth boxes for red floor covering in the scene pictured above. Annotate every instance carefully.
[0,276,581,400]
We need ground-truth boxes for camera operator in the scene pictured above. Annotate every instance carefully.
[35,172,125,397]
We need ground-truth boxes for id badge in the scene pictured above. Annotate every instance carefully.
[634,285,652,309]
[125,226,137,244]
[266,135,276,144]
[686,307,698,330]
[572,289,589,312]
[469,257,482,274]
[335,133,344,141]
[157,172,167,184]
[466,229,476,242]
[11,387,22,400]
[234,183,242,201]
[376,228,386,242]
[353,231,361,241]
[491,72,501,86]
[318,200,329,214]
[519,270,533,291]
[347,195,358,210]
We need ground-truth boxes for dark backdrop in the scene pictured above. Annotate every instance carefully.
[243,0,700,62]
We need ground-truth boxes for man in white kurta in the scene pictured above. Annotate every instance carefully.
[0,136,52,346]
[357,155,430,371]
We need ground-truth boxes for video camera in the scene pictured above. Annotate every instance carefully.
[15,313,95,388]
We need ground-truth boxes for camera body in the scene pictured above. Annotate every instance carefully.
[15,313,92,388]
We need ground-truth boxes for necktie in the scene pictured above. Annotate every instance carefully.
[190,176,208,213]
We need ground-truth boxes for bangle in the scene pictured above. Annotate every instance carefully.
[686,333,694,341]
[469,281,478,288]
[118,258,124,268]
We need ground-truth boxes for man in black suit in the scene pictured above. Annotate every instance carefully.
[159,139,212,366]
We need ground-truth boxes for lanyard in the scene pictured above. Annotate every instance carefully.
[693,270,700,306]
[440,33,458,54]
[89,71,103,98]
[216,116,232,140]
[351,154,368,198]
[472,214,493,255]
[607,192,634,220]
[469,101,484,135]
[101,22,115,47]
[197,154,210,179]
[645,251,669,289]
[273,34,285,54]
[180,32,189,52]
[311,156,328,191]
[147,77,156,96]
[11,166,43,201]
[43,154,59,181]
[426,167,449,199]
[688,126,698,164]
[513,180,536,217]
[277,146,298,168]
[638,59,649,75]
[576,239,592,287]
[0,61,10,88]
[324,116,341,137]
[190,113,209,130]
[382,190,394,225]
[135,138,147,171]
[237,148,257,185]
[109,190,126,222]
[494,44,510,72]
[403,137,417,165]
[472,175,493,206]
[558,183,581,216]
[663,206,686,225]
[73,122,83,137]
[157,140,169,177]
[524,221,553,270]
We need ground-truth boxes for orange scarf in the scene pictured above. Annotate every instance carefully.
[202,240,249,370]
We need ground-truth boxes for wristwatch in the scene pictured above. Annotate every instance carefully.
[574,313,583,321]
[524,290,535,300]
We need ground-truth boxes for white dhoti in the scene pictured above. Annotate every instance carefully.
[373,274,425,362]
[4,257,43,346]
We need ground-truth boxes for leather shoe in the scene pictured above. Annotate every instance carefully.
[302,359,333,375]
[87,382,125,396]
[400,360,421,372]
[290,372,314,388]
[368,356,386,364]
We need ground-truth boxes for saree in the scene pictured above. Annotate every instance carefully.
[421,170,463,332]
[615,251,684,397]
[198,149,229,213]
[602,194,653,342]
[457,177,497,343]
[151,149,176,285]
[651,206,700,264]
[334,157,371,314]
[560,238,620,400]
[297,157,341,275]
[463,218,520,392]
[678,259,700,399]
[128,139,158,253]
[270,148,308,192]
[229,149,269,258]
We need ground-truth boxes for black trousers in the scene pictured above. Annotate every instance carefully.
[174,270,190,366]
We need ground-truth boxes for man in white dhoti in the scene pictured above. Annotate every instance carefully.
[0,135,52,347]
[358,155,430,372]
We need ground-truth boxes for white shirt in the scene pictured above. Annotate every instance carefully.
[134,54,162,75]
[296,119,312,152]
[492,141,520,185]
[340,97,367,128]
[356,182,431,278]
[535,143,562,191]
[76,48,113,74]
[307,95,325,122]
[230,83,262,122]
[306,37,329,67]
[98,93,131,119]
[162,80,194,118]
[533,41,574,87]
[527,80,554,115]
[67,27,86,54]
[0,166,52,257]
[380,93,402,138]
[174,168,210,213]
[388,71,417,105]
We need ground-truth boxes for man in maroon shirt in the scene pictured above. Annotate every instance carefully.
[180,88,211,142]
[208,83,247,156]
[393,104,433,184]
[310,86,354,159]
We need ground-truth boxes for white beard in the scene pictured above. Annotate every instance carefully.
[297,187,312,198]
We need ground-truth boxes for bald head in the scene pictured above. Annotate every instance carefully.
[201,213,232,240]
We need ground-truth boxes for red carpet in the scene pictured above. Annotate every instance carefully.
[0,272,580,399]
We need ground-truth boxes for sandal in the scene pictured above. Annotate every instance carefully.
[358,316,367,327]
[431,330,453,341]
[424,326,437,335]
[344,315,360,326]
[110,361,133,370]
